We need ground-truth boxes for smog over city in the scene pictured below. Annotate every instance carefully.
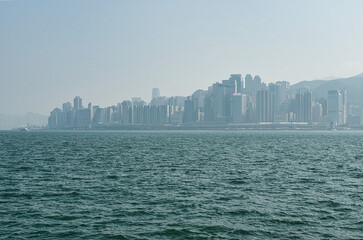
[1,1,363,239]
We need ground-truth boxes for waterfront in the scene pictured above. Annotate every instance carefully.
[0,131,362,239]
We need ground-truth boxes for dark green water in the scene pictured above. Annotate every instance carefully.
[0,130,362,239]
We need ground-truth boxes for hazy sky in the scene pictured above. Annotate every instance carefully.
[1,0,363,115]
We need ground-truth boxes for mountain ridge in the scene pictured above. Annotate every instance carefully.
[291,73,363,106]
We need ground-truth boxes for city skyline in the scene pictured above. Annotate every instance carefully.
[1,2,363,239]
[47,72,363,130]
[2,0,363,116]
[2,71,363,117]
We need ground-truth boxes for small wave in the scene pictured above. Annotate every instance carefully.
[106,175,118,180]
[46,215,79,221]
[226,209,252,216]
[230,228,253,235]
[318,200,342,208]
[53,230,82,238]
[145,228,195,239]
[101,233,129,240]
[228,178,247,185]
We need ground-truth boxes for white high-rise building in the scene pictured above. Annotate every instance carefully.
[328,90,347,126]
[231,81,246,123]
[231,93,247,123]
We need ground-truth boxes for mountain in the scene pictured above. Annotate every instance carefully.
[354,72,363,78]
[291,73,363,106]
[0,112,48,130]
[290,79,327,91]
[313,75,339,81]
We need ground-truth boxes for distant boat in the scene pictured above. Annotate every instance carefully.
[19,127,29,132]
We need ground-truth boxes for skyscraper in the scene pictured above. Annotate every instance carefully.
[231,93,247,123]
[328,90,347,126]
[183,97,198,123]
[62,102,72,112]
[303,91,312,123]
[73,96,83,111]
[228,74,243,93]
[211,83,229,123]
[268,83,281,113]
[254,75,262,87]
[48,108,62,129]
[245,74,264,93]
[203,95,215,123]
[312,102,323,122]
[245,74,253,91]
[152,88,160,100]
[230,80,246,123]
[256,90,275,122]
[75,108,91,128]
[192,90,207,110]
[294,91,312,123]
[276,81,290,90]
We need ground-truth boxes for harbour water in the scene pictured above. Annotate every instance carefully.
[0,130,362,239]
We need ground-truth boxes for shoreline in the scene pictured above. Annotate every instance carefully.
[8,123,363,131]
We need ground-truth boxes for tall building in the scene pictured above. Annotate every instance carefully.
[276,81,290,90]
[245,74,253,91]
[343,90,347,123]
[183,97,198,123]
[48,108,62,129]
[203,95,215,123]
[231,93,247,123]
[121,101,132,124]
[230,81,246,123]
[268,83,281,113]
[317,97,328,116]
[312,102,323,122]
[328,90,347,126]
[132,101,146,124]
[192,90,207,110]
[275,81,290,105]
[294,91,312,123]
[254,75,262,87]
[75,108,91,128]
[92,106,105,124]
[62,102,72,112]
[228,74,243,93]
[245,74,264,93]
[152,88,160,100]
[73,96,83,111]
[132,97,142,103]
[211,83,231,123]
[256,90,275,122]
[347,105,361,126]
[151,96,167,106]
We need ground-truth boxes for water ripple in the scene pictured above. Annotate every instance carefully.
[0,130,362,239]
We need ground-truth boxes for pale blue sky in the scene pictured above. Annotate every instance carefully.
[1,0,363,115]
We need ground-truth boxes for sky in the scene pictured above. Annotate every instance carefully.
[1,0,363,116]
